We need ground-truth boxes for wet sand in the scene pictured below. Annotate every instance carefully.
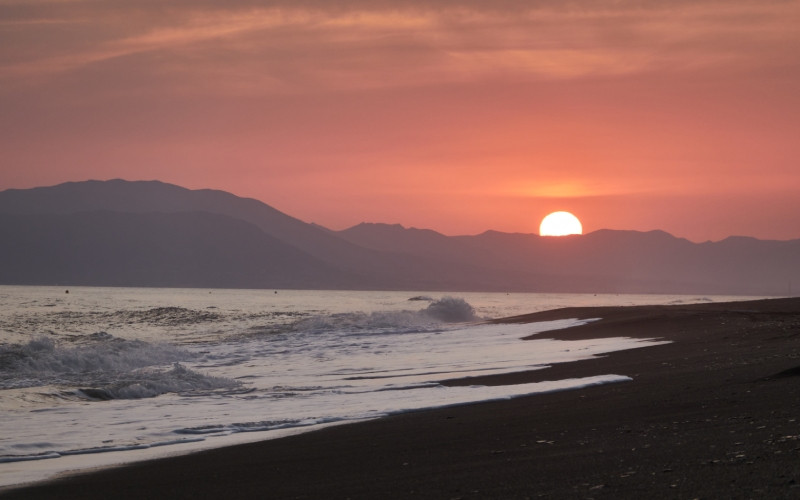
[4,297,800,499]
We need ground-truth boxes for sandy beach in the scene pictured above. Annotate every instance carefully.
[3,297,800,499]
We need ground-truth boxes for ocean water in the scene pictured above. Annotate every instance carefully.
[0,286,763,487]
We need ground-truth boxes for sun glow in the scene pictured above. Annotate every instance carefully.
[539,211,583,236]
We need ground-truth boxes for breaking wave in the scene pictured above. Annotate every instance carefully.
[0,334,239,398]
[77,363,241,400]
[291,297,478,334]
[424,296,477,322]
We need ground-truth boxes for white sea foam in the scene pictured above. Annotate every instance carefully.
[0,335,239,399]
[76,363,242,400]
[1,335,188,375]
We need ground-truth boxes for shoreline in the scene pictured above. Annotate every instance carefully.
[4,297,800,498]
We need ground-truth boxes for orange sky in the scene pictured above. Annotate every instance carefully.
[1,1,799,242]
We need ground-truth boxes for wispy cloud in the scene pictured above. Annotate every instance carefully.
[1,1,798,240]
[2,1,797,93]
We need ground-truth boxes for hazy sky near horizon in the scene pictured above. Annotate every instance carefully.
[1,0,799,242]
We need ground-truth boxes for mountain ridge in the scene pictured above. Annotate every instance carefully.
[1,180,798,294]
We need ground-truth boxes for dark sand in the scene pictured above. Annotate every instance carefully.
[4,297,800,499]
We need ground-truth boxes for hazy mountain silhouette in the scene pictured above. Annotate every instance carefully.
[0,180,470,289]
[0,179,383,270]
[0,211,359,288]
[337,224,800,295]
[1,180,798,294]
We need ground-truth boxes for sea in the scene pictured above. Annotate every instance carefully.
[0,286,766,487]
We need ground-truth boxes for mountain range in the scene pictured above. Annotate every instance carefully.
[0,179,797,295]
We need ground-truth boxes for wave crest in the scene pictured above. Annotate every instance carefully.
[78,363,241,400]
[423,297,476,322]
[0,335,238,398]
[0,335,190,382]
[290,296,477,334]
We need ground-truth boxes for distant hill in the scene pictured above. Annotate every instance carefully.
[0,211,359,288]
[337,224,800,295]
[1,180,798,294]
[0,180,461,289]
[0,179,389,273]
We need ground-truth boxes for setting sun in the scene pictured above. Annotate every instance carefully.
[539,211,583,236]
